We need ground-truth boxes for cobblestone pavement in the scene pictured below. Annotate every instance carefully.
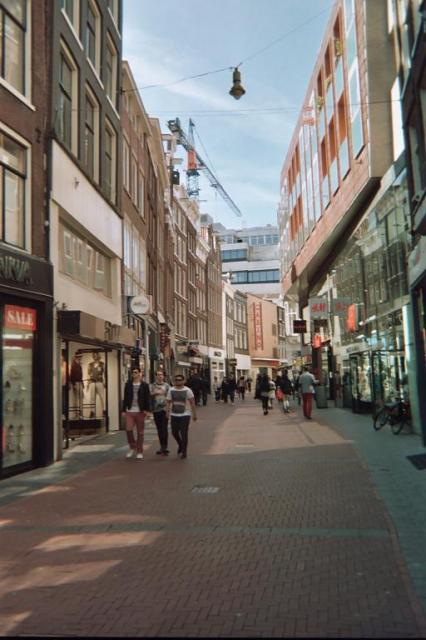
[0,397,425,637]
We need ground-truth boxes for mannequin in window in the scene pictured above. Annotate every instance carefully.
[87,352,105,418]
[70,352,84,419]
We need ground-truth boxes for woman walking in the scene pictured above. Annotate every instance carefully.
[258,374,271,415]
[278,369,293,413]
[237,376,247,400]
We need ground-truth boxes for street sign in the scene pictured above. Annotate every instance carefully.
[129,294,152,315]
[293,319,307,333]
[331,297,351,317]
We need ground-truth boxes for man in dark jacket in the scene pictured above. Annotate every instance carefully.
[122,367,151,459]
[187,370,203,406]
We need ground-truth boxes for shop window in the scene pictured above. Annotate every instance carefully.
[0,0,26,95]
[2,304,36,469]
[0,130,27,249]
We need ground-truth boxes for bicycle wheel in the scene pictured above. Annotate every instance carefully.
[392,415,412,435]
[373,408,388,430]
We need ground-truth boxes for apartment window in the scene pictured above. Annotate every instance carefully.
[59,223,111,297]
[106,0,119,24]
[131,154,138,204]
[84,88,99,181]
[104,119,116,203]
[0,0,26,94]
[86,0,100,72]
[61,0,80,34]
[122,137,130,192]
[138,171,144,216]
[58,45,78,153]
[0,131,27,249]
[105,34,117,105]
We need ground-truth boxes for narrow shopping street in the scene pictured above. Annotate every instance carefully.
[0,397,425,638]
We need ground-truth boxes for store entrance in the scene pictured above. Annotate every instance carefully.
[350,353,372,413]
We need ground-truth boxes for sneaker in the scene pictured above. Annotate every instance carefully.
[177,447,182,455]
[126,450,135,458]
[180,453,187,459]
[156,450,163,455]
[136,453,144,459]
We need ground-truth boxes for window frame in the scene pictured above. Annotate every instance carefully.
[85,0,101,75]
[0,127,29,250]
[105,31,118,108]
[84,84,100,182]
[0,0,27,97]
[58,41,78,155]
[104,118,117,203]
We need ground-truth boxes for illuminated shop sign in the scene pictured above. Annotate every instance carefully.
[253,302,263,350]
[4,305,37,331]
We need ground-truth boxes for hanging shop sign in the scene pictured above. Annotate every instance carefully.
[293,319,307,333]
[308,297,328,318]
[4,305,37,331]
[129,294,152,315]
[253,302,263,350]
[331,297,351,318]
[346,304,358,332]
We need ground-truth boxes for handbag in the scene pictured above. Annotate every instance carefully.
[276,388,284,401]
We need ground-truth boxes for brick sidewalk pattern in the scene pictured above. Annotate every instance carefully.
[0,397,425,637]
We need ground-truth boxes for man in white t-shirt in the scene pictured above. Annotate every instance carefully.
[166,374,197,459]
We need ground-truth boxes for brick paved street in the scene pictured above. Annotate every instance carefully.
[0,397,425,637]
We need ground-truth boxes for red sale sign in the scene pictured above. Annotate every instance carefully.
[4,305,37,331]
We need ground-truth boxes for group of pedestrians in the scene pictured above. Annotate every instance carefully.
[255,366,318,419]
[122,368,198,461]
[212,375,253,403]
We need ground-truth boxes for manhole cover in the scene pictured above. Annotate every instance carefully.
[191,485,220,494]
[407,454,426,470]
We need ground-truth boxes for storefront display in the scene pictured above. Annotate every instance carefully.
[2,305,35,468]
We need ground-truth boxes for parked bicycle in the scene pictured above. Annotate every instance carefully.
[373,396,412,434]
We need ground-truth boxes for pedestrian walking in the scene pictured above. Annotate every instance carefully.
[166,374,197,459]
[200,375,209,406]
[228,376,237,403]
[122,367,151,459]
[258,373,271,415]
[212,376,221,401]
[237,376,246,400]
[221,377,231,403]
[187,370,202,406]
[278,369,293,413]
[246,376,252,393]
[150,369,170,456]
[268,378,276,409]
[299,366,318,420]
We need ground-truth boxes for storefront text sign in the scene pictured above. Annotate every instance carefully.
[253,302,263,350]
[0,254,32,285]
[4,305,36,331]
[331,297,351,317]
[293,319,307,333]
[308,297,328,318]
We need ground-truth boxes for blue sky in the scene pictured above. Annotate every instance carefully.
[122,0,333,228]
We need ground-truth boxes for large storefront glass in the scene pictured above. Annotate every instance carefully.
[2,304,36,469]
[62,341,120,446]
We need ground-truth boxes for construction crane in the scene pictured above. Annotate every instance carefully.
[167,117,242,218]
